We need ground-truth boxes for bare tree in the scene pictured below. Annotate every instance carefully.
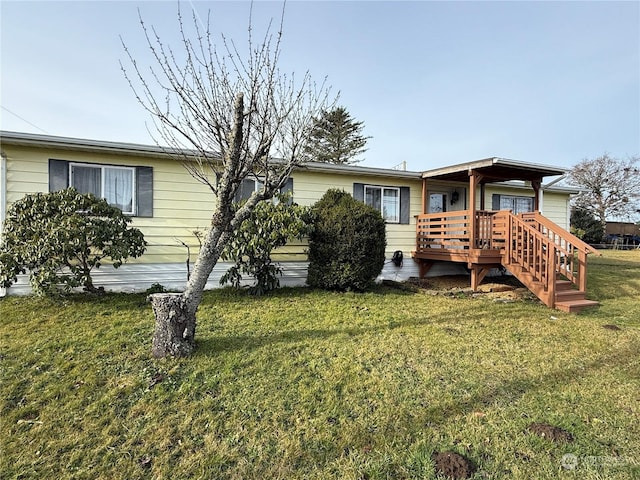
[567,154,640,233]
[121,4,332,357]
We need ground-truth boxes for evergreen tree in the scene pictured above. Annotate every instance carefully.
[570,207,604,244]
[305,107,371,165]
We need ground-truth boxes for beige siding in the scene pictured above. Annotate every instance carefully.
[2,142,573,271]
[539,191,571,229]
[3,145,213,264]
[291,170,422,255]
[3,144,423,265]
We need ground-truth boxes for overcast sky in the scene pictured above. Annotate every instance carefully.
[1,0,638,171]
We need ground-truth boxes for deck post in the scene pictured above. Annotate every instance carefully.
[468,170,478,248]
[578,250,588,292]
[421,177,428,214]
[532,179,541,211]
[548,247,557,308]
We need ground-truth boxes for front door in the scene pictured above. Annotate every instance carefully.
[428,193,447,213]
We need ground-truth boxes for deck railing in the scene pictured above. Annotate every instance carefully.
[416,209,597,292]
[497,211,557,297]
[416,210,503,251]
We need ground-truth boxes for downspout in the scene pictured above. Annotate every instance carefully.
[1,150,7,297]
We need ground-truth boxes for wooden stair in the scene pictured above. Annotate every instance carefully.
[498,211,600,313]
[553,280,599,313]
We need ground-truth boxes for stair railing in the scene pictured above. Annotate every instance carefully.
[497,211,557,302]
[519,211,599,291]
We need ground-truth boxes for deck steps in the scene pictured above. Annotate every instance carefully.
[503,263,600,312]
[415,210,600,312]
[555,289,587,301]
[555,280,574,291]
[555,298,600,313]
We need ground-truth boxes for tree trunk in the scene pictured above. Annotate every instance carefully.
[149,293,196,358]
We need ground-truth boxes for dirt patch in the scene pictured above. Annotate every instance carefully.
[432,451,476,479]
[527,423,574,443]
[602,324,622,331]
[405,275,535,302]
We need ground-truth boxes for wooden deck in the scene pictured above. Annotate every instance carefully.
[412,210,600,312]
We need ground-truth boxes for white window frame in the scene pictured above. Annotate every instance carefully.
[364,185,401,223]
[500,195,533,215]
[69,163,137,215]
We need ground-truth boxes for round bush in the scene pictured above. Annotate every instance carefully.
[0,188,146,294]
[307,189,386,291]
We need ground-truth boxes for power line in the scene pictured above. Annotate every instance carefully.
[1,106,49,134]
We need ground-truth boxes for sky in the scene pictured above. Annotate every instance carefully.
[1,0,638,172]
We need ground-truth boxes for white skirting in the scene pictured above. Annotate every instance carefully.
[1,259,470,296]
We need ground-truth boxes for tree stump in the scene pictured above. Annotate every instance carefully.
[148,293,195,358]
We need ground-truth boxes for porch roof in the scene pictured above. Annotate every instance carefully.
[421,157,566,183]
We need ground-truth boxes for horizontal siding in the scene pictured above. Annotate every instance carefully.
[291,170,422,256]
[3,144,216,263]
[540,192,570,230]
[2,143,573,270]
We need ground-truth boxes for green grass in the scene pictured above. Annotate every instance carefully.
[1,250,639,479]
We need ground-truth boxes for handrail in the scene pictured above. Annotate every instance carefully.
[507,210,591,293]
[501,211,557,292]
[519,212,601,256]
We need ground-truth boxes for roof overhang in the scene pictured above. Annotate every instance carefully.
[302,161,422,179]
[422,157,566,183]
[0,131,423,179]
[0,130,203,160]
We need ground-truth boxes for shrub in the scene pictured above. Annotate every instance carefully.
[570,207,604,244]
[307,189,386,291]
[220,194,313,295]
[146,283,168,294]
[0,188,146,295]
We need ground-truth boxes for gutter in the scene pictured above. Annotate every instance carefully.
[0,150,6,297]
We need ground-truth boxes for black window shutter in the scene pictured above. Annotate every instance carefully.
[492,194,501,211]
[136,167,153,217]
[49,159,69,191]
[353,183,364,202]
[400,186,410,224]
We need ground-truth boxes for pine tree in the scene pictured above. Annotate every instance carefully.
[305,107,370,165]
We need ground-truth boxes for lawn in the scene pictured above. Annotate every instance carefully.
[1,250,639,479]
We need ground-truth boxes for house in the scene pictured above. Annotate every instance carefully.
[0,131,596,311]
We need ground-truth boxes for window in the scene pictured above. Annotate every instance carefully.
[492,194,534,215]
[353,183,410,224]
[365,185,400,223]
[234,177,293,203]
[49,159,153,217]
[71,164,135,214]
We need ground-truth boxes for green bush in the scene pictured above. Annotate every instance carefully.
[220,194,313,295]
[307,189,386,291]
[570,207,604,244]
[0,188,146,295]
